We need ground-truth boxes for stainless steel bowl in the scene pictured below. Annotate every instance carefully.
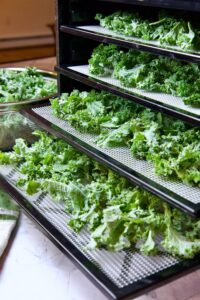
[0,68,57,151]
[0,67,57,111]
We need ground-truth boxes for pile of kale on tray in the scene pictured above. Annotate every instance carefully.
[1,131,200,259]
[96,10,200,51]
[88,44,200,106]
[51,90,200,187]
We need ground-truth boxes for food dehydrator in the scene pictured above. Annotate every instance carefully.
[1,1,200,299]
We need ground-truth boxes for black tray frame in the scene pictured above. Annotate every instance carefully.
[60,25,200,65]
[96,0,200,12]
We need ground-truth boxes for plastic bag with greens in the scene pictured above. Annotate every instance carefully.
[0,112,37,151]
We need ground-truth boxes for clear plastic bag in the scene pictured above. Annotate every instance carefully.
[0,112,37,151]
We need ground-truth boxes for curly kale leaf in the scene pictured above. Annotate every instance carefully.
[88,44,123,76]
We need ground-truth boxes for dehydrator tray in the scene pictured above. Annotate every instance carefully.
[55,65,200,127]
[22,105,200,217]
[1,165,200,300]
[61,25,200,64]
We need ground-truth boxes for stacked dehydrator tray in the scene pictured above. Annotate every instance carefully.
[1,0,200,299]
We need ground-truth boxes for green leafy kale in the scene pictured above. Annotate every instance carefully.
[89,44,200,106]
[1,131,200,258]
[51,90,138,133]
[51,90,200,187]
[95,10,200,51]
[0,67,57,103]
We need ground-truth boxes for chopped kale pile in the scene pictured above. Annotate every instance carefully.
[96,10,200,51]
[89,44,200,106]
[51,90,200,187]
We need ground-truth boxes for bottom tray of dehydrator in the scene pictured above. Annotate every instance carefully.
[0,165,200,300]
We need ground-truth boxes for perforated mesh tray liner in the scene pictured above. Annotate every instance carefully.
[77,25,200,57]
[67,65,200,119]
[27,105,200,217]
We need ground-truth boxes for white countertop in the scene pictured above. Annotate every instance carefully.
[0,213,109,300]
[1,213,200,300]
